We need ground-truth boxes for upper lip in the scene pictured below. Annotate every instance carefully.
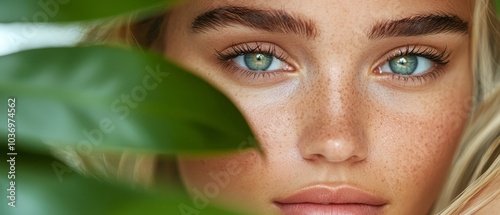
[273,185,388,206]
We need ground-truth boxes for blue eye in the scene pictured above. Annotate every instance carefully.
[381,55,433,75]
[234,53,286,71]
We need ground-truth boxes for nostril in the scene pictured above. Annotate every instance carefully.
[302,153,325,161]
[298,138,368,163]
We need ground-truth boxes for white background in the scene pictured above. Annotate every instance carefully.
[0,23,82,56]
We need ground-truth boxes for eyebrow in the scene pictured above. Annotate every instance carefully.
[368,14,469,39]
[191,6,318,39]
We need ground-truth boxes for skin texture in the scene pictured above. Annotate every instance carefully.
[163,0,474,214]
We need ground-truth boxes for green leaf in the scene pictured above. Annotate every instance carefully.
[0,150,244,215]
[496,0,500,16]
[0,0,179,23]
[0,46,256,154]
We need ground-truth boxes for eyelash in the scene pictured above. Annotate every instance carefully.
[378,45,451,84]
[215,42,290,79]
[215,43,451,86]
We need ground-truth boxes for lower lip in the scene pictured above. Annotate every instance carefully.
[275,203,384,215]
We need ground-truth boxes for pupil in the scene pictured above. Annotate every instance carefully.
[397,58,408,66]
[256,54,264,61]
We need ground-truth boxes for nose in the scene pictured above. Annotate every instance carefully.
[297,76,368,163]
[300,134,368,163]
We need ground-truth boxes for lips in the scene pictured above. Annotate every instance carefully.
[273,186,387,215]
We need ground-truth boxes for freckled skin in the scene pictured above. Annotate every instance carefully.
[163,0,473,214]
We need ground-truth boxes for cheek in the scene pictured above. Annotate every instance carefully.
[374,105,467,187]
[374,108,466,213]
[368,76,472,210]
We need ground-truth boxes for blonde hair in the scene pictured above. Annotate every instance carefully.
[433,1,500,212]
[470,0,500,104]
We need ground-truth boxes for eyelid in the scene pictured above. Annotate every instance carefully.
[216,42,291,63]
[214,42,297,86]
[372,45,451,87]
[376,45,450,68]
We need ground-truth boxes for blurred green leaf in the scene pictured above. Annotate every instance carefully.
[0,150,243,215]
[0,0,178,23]
[496,0,500,16]
[0,46,255,154]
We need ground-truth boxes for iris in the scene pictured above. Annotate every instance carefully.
[389,55,418,75]
[244,53,273,71]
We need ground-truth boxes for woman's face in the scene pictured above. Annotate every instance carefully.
[164,0,473,214]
